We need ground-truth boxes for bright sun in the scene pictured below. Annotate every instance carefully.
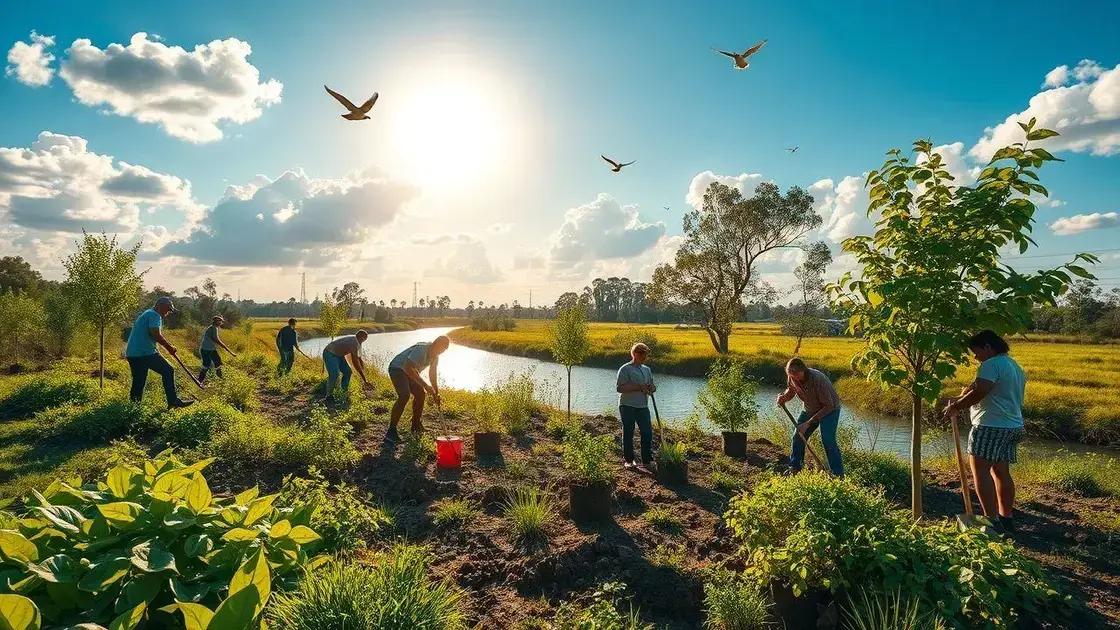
[387,67,510,190]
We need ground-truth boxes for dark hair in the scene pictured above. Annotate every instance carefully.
[968,330,1010,354]
[288,318,297,325]
[356,329,369,338]
[786,357,807,373]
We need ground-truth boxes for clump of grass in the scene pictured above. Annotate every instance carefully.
[843,587,946,630]
[504,486,554,541]
[710,470,745,496]
[648,543,687,572]
[268,547,466,629]
[431,498,480,528]
[0,375,101,419]
[703,569,771,630]
[643,506,684,534]
[505,458,533,481]
[657,441,688,466]
[401,431,436,465]
[1017,452,1119,498]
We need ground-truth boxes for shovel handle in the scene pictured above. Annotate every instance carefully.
[650,393,664,443]
[951,412,974,518]
[170,351,205,391]
[780,404,828,473]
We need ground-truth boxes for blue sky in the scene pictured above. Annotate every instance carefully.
[2,1,1118,303]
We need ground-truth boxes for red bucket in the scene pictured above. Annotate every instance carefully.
[435,435,463,469]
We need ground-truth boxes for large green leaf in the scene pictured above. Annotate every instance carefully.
[285,526,320,545]
[118,574,161,611]
[26,554,80,584]
[227,548,270,619]
[107,602,145,630]
[105,466,141,500]
[95,503,142,528]
[130,540,177,574]
[30,506,85,535]
[77,556,130,593]
[0,594,40,630]
[220,529,259,543]
[170,578,214,603]
[206,584,261,630]
[241,496,277,527]
[232,487,258,507]
[175,602,214,630]
[183,534,213,558]
[0,531,39,566]
[186,475,212,515]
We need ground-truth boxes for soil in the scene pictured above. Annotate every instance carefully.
[220,387,1120,629]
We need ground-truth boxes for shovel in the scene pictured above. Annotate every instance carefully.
[169,351,205,392]
[950,411,981,529]
[779,404,828,473]
[650,392,664,443]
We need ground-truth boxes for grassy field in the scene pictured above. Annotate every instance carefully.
[449,320,1120,446]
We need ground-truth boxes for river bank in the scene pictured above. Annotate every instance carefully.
[448,321,1120,447]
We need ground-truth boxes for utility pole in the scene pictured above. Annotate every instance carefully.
[300,273,307,304]
[413,282,418,309]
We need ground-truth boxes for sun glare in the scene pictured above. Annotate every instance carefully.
[387,66,511,190]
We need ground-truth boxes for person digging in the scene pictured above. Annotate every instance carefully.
[124,297,194,409]
[321,330,374,397]
[384,335,450,444]
[198,315,236,384]
[776,357,844,476]
[276,317,301,376]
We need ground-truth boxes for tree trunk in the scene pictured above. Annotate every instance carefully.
[566,365,573,422]
[910,393,923,518]
[705,327,731,354]
[793,335,803,355]
[98,324,105,390]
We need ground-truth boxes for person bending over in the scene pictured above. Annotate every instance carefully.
[776,357,844,476]
[385,335,450,443]
[322,330,372,396]
[124,297,193,409]
[198,315,235,384]
[944,330,1025,533]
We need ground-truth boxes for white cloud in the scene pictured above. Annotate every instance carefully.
[1050,211,1120,235]
[1043,65,1069,89]
[549,193,665,268]
[161,170,416,266]
[425,235,503,284]
[809,175,870,242]
[487,222,513,234]
[59,32,282,143]
[685,171,765,209]
[5,31,55,87]
[972,60,1120,160]
[0,131,199,234]
[1048,198,1067,208]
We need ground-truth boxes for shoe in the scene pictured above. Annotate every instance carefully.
[1000,516,1016,533]
[171,399,195,409]
[383,430,402,444]
[623,461,635,469]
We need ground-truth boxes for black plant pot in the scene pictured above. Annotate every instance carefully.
[721,431,748,459]
[656,460,688,486]
[473,432,501,457]
[569,481,612,521]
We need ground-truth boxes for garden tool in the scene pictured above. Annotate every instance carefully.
[651,392,664,443]
[779,403,828,473]
[950,410,981,529]
[170,351,205,391]
[297,347,312,360]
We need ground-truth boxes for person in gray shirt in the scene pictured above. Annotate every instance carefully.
[616,342,656,468]
[198,315,235,384]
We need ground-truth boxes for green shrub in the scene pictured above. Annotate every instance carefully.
[553,582,652,630]
[505,458,533,480]
[545,411,580,440]
[159,398,245,448]
[649,543,687,571]
[206,366,258,410]
[431,498,480,528]
[710,470,745,496]
[698,358,758,433]
[843,587,946,630]
[0,375,99,418]
[268,546,465,630]
[1019,453,1117,498]
[0,453,323,628]
[44,395,156,443]
[493,372,536,435]
[845,450,910,498]
[279,468,392,552]
[609,328,672,357]
[401,431,436,465]
[643,506,683,533]
[505,486,554,541]
[208,408,358,475]
[703,569,771,630]
[724,473,1070,627]
[563,429,616,486]
[232,350,269,373]
[657,441,688,466]
[472,390,504,433]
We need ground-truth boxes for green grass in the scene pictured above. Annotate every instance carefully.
[450,320,1120,446]
[1015,452,1120,498]
[643,506,684,534]
[431,498,480,528]
[504,486,554,541]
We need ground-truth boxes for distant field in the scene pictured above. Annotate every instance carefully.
[449,320,1120,446]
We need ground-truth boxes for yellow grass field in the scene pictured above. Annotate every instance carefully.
[449,320,1120,445]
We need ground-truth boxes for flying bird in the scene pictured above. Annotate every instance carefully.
[788,146,799,153]
[602,155,635,173]
[324,85,379,120]
[713,39,767,69]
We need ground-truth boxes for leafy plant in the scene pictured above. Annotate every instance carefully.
[828,126,1093,517]
[843,587,946,630]
[160,399,245,448]
[472,390,504,434]
[648,543,687,572]
[495,372,536,435]
[401,432,436,465]
[657,441,688,466]
[504,487,554,541]
[0,375,100,419]
[0,453,323,628]
[279,468,392,552]
[205,368,259,411]
[268,546,465,630]
[57,396,156,443]
[710,470,745,496]
[562,429,616,486]
[545,411,580,440]
[643,507,683,534]
[0,291,45,363]
[698,358,759,433]
[553,581,652,630]
[548,304,590,422]
[845,450,910,499]
[703,569,771,630]
[431,498,480,528]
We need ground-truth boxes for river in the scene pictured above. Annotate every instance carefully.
[301,327,1115,461]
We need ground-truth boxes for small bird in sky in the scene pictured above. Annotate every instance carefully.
[324,85,379,120]
[788,146,799,153]
[602,155,635,173]
[713,39,767,70]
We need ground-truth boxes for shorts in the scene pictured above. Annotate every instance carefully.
[968,425,1024,464]
[389,367,425,400]
[200,349,222,369]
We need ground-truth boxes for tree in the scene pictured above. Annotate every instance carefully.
[650,181,822,353]
[332,282,365,319]
[0,256,43,295]
[781,242,832,354]
[44,284,84,357]
[0,291,46,362]
[318,294,346,339]
[63,233,144,388]
[548,304,590,422]
[829,124,1092,518]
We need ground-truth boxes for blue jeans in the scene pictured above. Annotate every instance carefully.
[277,348,295,375]
[127,354,179,406]
[789,408,844,476]
[323,350,352,392]
[620,405,653,464]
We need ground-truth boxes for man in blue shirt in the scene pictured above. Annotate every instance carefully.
[124,297,193,408]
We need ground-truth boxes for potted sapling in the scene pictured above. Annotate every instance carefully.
[473,390,503,458]
[563,428,616,521]
[698,357,758,459]
[656,441,689,486]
